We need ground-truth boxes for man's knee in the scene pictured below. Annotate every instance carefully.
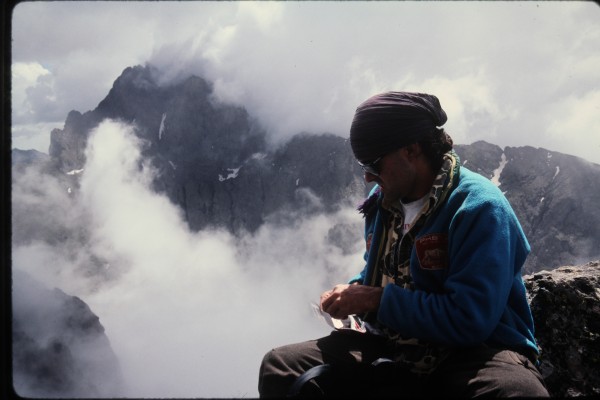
[501,358,549,397]
[258,345,316,398]
[260,345,302,376]
[432,348,549,397]
[259,348,278,373]
[258,348,290,398]
[491,351,549,397]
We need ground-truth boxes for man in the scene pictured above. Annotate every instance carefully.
[258,92,549,397]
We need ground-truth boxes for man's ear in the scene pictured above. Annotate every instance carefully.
[404,142,422,159]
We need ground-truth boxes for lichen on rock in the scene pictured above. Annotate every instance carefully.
[524,260,600,397]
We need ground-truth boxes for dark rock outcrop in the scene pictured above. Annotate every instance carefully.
[501,147,600,274]
[12,270,124,398]
[28,64,600,273]
[454,140,504,179]
[525,261,600,397]
[455,141,600,274]
[47,65,365,234]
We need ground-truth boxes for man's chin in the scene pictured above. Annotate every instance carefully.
[381,191,402,207]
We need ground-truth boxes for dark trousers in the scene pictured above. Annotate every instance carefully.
[258,330,549,398]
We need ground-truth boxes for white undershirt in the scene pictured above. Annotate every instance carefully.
[400,195,429,235]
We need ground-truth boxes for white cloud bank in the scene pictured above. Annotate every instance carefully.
[10,2,600,395]
[10,1,600,163]
[12,120,365,398]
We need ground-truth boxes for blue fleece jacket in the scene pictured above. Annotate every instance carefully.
[350,167,538,355]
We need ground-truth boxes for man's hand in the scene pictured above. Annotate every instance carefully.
[320,283,384,320]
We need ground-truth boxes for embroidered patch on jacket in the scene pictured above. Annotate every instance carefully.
[415,234,449,270]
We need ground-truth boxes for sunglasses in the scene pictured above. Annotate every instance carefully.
[358,156,383,176]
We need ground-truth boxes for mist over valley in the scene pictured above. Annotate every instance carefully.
[11,65,600,398]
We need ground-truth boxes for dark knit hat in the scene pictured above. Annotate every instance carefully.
[349,91,447,162]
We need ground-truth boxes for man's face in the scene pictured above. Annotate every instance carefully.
[364,146,419,203]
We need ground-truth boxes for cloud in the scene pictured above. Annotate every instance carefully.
[11,122,59,153]
[12,62,56,123]
[11,61,50,83]
[10,2,600,163]
[12,119,365,397]
[546,90,600,164]
[401,69,509,146]
[10,1,600,394]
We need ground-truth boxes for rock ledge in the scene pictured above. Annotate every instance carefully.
[525,261,600,397]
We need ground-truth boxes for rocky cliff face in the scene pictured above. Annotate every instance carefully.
[37,65,600,273]
[48,65,365,234]
[12,270,124,397]
[525,261,600,397]
[501,146,600,273]
[455,141,600,274]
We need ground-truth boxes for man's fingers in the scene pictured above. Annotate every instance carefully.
[320,290,334,311]
[321,297,337,313]
[320,284,351,315]
[322,296,348,319]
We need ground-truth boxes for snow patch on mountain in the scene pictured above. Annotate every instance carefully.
[159,113,167,140]
[219,167,241,181]
[66,168,84,176]
[491,153,507,187]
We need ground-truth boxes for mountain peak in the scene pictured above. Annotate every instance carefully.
[30,66,600,273]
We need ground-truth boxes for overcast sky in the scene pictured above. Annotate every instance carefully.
[9,2,600,397]
[10,1,600,163]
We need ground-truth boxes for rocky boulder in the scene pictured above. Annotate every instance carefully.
[525,261,600,397]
